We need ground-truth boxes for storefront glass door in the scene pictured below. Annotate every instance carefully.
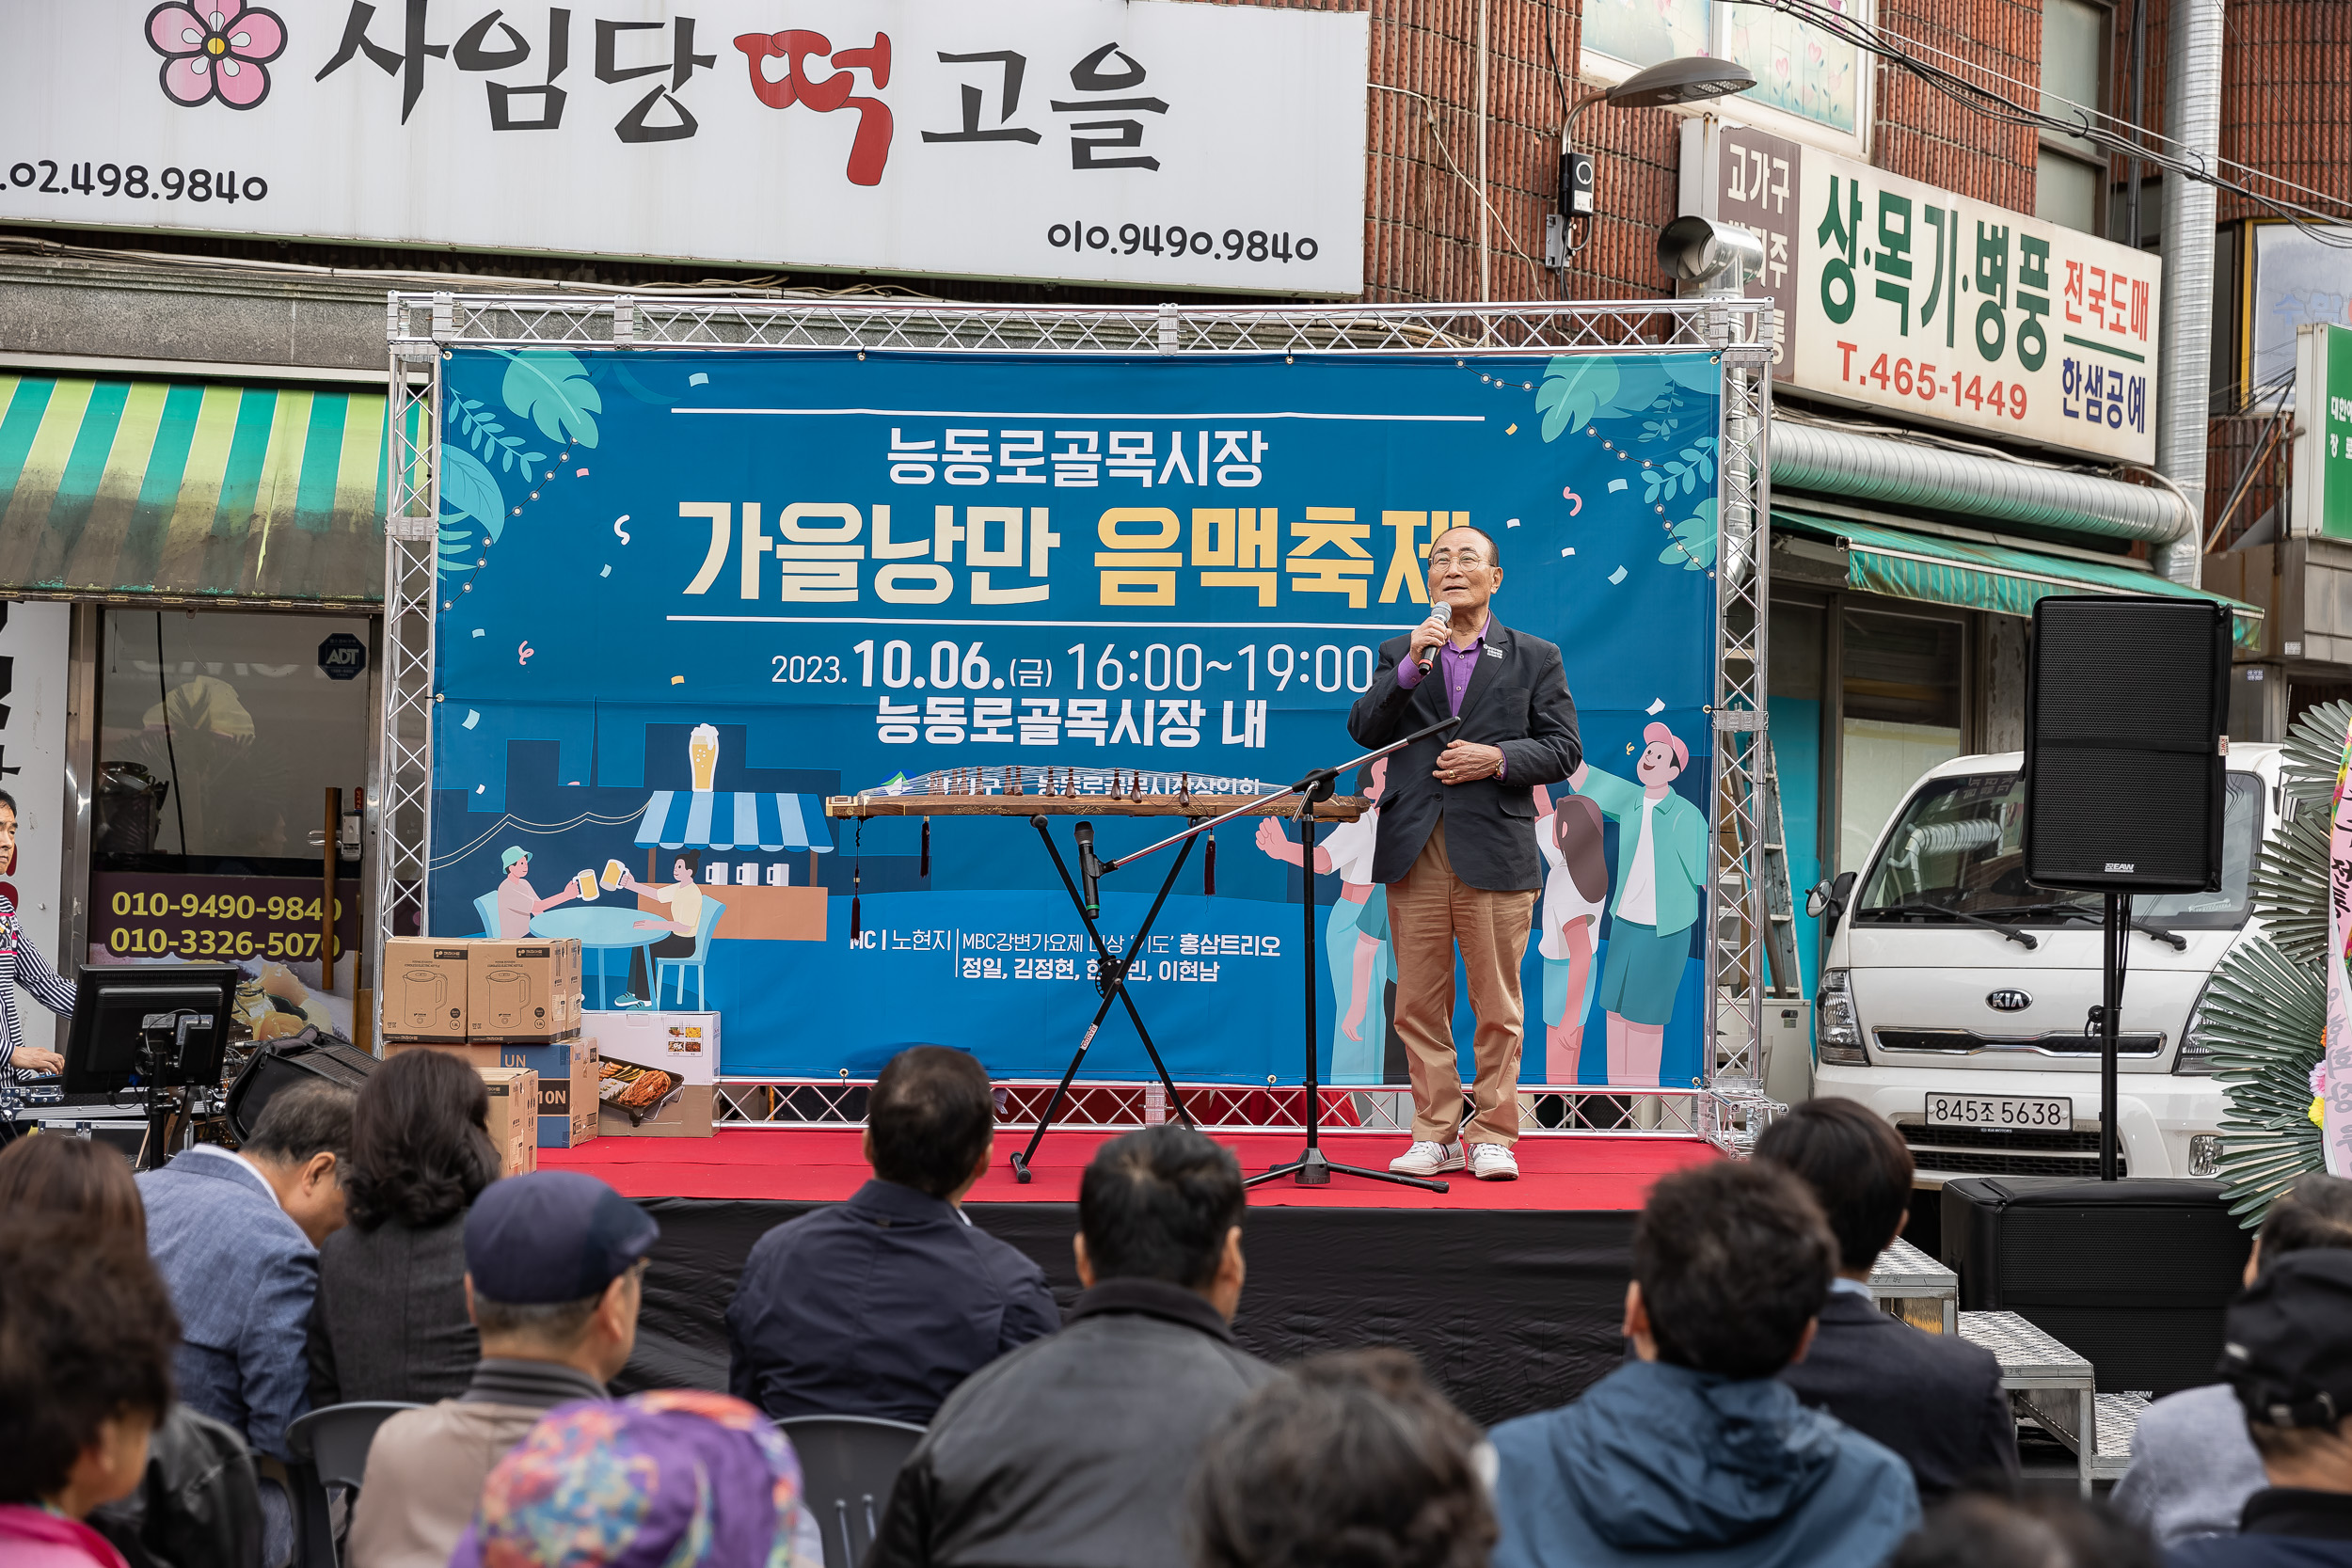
[1838,608,1966,874]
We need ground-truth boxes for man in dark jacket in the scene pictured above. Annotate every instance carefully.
[1489,1160,1918,1568]
[1756,1099,2019,1498]
[869,1124,1277,1568]
[2169,1250,2352,1568]
[727,1046,1057,1424]
[1345,524,1581,1182]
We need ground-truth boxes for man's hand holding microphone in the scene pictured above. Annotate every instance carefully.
[1408,605,1505,785]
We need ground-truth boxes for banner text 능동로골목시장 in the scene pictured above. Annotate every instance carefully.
[428,348,1723,1087]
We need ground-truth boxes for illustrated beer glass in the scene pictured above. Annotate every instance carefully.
[575,869,599,900]
[600,858,628,890]
[689,724,721,792]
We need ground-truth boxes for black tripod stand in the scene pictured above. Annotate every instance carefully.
[1244,716,1461,1195]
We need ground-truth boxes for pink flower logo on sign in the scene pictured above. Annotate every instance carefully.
[145,1,286,110]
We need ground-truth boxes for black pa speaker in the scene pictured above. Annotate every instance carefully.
[225,1033,378,1142]
[2024,595,2231,892]
[1942,1176,2251,1393]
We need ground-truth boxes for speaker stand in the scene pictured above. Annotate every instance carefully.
[2098,891,2130,1181]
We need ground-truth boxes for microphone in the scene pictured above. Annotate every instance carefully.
[1074,820,1102,920]
[1414,607,1452,675]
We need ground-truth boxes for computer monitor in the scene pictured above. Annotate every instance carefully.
[62,964,241,1097]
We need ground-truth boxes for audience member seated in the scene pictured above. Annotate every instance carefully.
[0,1134,262,1568]
[1756,1099,2019,1498]
[137,1081,354,1566]
[728,1046,1057,1423]
[310,1050,503,1407]
[449,1389,821,1567]
[2170,1250,2352,1567]
[0,1214,181,1568]
[1487,1160,1919,1568]
[871,1124,1277,1568]
[1889,1492,2161,1568]
[2118,1172,2352,1546]
[350,1170,656,1568]
[1191,1347,1494,1568]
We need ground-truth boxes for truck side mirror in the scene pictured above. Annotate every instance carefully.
[1806,870,1859,932]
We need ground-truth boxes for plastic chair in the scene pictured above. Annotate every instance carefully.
[776,1415,926,1568]
[473,891,501,938]
[656,897,724,1009]
[286,1401,423,1568]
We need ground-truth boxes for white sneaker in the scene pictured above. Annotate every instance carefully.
[1468,1144,1519,1181]
[1390,1140,1465,1176]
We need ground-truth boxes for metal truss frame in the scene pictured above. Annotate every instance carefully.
[378,294,1781,1149]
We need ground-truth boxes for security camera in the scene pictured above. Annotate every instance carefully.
[1656,216,1766,294]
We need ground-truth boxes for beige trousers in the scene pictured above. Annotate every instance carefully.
[1386,821,1539,1147]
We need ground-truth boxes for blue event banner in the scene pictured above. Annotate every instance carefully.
[427,346,1723,1087]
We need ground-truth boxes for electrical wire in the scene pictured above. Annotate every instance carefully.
[153,613,187,861]
[1752,0,2352,247]
[1369,83,1549,284]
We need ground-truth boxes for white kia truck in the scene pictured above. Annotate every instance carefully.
[1807,745,2280,1182]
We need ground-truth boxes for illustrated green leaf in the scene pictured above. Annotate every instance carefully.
[438,444,508,546]
[496,348,602,449]
[1535,356,1620,441]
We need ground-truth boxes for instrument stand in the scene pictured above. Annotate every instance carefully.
[1009,826,1201,1182]
[1246,763,1448,1196]
[117,1013,206,1172]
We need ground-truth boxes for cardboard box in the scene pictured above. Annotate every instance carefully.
[380,939,469,1040]
[468,942,566,1040]
[477,1067,540,1177]
[599,1078,714,1139]
[588,1009,719,1086]
[385,1036,599,1148]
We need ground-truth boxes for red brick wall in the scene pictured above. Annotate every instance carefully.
[1871,0,2041,212]
[2213,0,2352,227]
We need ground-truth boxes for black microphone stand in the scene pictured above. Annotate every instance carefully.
[1243,716,1464,1194]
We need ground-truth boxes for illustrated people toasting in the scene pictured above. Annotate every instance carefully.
[1345,525,1581,1181]
[1570,722,1708,1088]
[490,846,580,939]
[621,851,706,1000]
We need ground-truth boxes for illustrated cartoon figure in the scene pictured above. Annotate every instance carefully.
[621,851,706,998]
[1256,756,1391,1084]
[1568,722,1708,1087]
[1532,786,1610,1083]
[493,846,580,938]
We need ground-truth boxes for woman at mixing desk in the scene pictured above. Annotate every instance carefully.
[0,789,79,1132]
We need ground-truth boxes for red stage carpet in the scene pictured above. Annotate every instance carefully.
[547,1126,1718,1210]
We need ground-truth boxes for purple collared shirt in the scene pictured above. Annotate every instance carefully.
[1397,618,1503,777]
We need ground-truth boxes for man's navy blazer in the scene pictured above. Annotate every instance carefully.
[1345,613,1581,891]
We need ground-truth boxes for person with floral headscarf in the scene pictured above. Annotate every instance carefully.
[451,1389,822,1568]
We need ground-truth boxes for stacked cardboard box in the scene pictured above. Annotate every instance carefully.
[477,1067,540,1176]
[380,936,595,1148]
[592,1009,718,1139]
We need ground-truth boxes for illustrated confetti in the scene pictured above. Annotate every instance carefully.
[1504,517,1519,528]
[671,675,686,685]
[1504,422,1518,435]
[1560,547,1576,557]
[1646,698,1666,715]
[1608,566,1628,585]
[517,641,534,664]
[1609,478,1629,493]
[471,627,485,638]
[462,709,481,729]
[1562,487,1582,515]
[688,372,709,386]
[613,515,631,544]
[601,565,612,577]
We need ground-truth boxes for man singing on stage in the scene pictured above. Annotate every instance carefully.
[1346,526,1581,1181]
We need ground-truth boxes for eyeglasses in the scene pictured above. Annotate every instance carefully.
[1426,552,1490,568]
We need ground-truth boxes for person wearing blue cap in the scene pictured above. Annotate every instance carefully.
[492,846,580,939]
[344,1171,659,1568]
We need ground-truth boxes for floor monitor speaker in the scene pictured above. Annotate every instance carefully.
[1942,1175,2250,1394]
[225,1035,378,1142]
[2024,595,2230,893]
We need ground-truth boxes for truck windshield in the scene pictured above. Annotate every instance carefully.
[1853,771,2262,930]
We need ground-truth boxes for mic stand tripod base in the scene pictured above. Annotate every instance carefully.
[1248,1146,1449,1194]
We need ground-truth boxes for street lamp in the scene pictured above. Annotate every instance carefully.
[1553,56,1756,262]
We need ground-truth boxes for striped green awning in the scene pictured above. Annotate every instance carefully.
[1778,509,2265,649]
[0,374,395,605]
